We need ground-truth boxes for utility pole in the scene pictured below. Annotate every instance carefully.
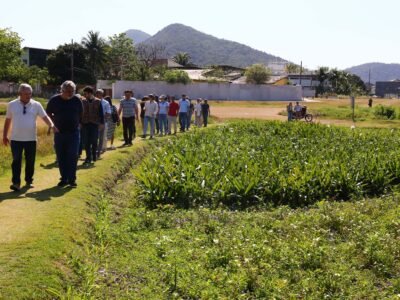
[71,39,74,81]
[299,61,303,86]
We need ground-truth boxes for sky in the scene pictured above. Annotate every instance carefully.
[1,0,398,70]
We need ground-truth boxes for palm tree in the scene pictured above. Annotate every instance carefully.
[173,52,191,66]
[316,66,330,96]
[81,31,108,80]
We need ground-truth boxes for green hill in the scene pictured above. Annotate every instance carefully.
[346,62,400,83]
[140,23,287,68]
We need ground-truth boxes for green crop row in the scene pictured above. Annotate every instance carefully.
[135,121,400,209]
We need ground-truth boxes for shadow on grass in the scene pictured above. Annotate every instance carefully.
[0,185,71,202]
[40,161,58,170]
[25,186,72,202]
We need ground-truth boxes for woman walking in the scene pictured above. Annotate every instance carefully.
[105,96,119,149]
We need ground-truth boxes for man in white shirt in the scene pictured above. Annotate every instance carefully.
[2,84,56,191]
[142,94,158,139]
[95,89,111,157]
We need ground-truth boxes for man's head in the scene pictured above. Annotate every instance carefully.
[60,81,76,100]
[124,90,133,99]
[159,95,166,101]
[148,94,155,101]
[182,94,186,99]
[95,89,104,99]
[18,83,33,103]
[83,86,94,99]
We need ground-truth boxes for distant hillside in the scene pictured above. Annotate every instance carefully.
[346,63,400,83]
[125,29,151,44]
[140,23,287,68]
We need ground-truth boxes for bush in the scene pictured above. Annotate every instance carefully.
[163,70,192,84]
[373,104,396,119]
[245,64,271,84]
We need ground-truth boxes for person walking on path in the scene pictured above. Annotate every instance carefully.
[95,89,111,158]
[194,98,202,127]
[158,95,169,136]
[167,97,179,135]
[118,90,139,146]
[201,99,210,127]
[105,96,119,150]
[46,81,83,187]
[287,102,294,121]
[142,94,158,139]
[81,86,104,165]
[2,83,56,191]
[187,98,194,130]
[179,94,190,132]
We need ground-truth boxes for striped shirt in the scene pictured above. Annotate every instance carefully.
[120,98,137,117]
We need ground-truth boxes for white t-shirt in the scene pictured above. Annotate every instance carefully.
[194,103,202,116]
[144,101,158,117]
[6,99,47,141]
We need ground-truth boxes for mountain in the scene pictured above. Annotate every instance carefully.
[346,63,400,83]
[125,29,151,44]
[140,23,287,68]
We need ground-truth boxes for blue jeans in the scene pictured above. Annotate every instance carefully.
[179,112,187,131]
[54,130,80,183]
[143,116,155,137]
[11,140,36,185]
[288,111,293,121]
[158,114,168,134]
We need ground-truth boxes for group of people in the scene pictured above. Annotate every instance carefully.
[2,81,211,191]
[138,93,211,139]
[286,101,304,121]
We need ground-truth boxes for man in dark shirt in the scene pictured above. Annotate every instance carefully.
[81,86,104,165]
[46,81,83,187]
[201,99,211,127]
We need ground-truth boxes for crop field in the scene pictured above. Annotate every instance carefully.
[136,121,400,209]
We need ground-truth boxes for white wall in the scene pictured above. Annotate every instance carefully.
[105,81,303,101]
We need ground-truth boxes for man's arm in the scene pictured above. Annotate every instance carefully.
[99,102,105,125]
[2,118,11,146]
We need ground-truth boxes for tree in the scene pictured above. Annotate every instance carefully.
[173,52,191,66]
[107,33,138,80]
[136,43,165,81]
[316,66,330,96]
[0,28,23,80]
[163,70,191,84]
[285,63,300,74]
[47,43,94,84]
[245,64,271,84]
[81,31,109,80]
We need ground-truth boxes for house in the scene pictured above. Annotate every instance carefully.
[21,47,52,68]
[151,59,184,69]
[375,80,400,98]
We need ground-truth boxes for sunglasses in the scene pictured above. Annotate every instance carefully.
[23,106,27,114]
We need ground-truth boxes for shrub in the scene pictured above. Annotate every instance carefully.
[373,105,396,120]
[163,70,192,85]
[245,64,271,84]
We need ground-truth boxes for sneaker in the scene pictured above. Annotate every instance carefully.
[10,183,21,191]
[57,180,68,187]
[128,142,133,146]
[25,182,34,189]
[149,136,154,140]
[122,142,129,146]
[69,181,77,188]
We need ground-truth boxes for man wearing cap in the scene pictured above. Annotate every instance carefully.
[118,90,139,146]
[142,94,158,139]
[3,83,56,191]
[158,95,169,136]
